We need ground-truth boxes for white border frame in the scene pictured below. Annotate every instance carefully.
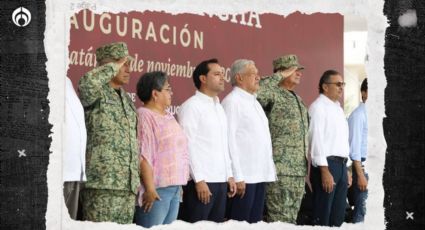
[45,0,387,229]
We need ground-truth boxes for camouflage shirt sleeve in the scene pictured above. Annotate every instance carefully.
[257,73,283,109]
[78,62,119,107]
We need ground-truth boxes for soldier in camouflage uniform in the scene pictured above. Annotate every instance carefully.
[78,42,139,224]
[257,55,309,223]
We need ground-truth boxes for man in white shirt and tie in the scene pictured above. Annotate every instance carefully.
[308,70,349,227]
[221,59,277,223]
[178,58,237,223]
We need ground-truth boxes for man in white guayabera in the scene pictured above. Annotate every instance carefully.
[221,59,277,223]
[63,77,87,220]
[308,70,350,227]
[177,58,237,223]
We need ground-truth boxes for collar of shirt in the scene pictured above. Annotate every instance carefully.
[319,93,341,107]
[234,86,257,100]
[139,106,173,120]
[195,90,220,104]
[309,93,350,167]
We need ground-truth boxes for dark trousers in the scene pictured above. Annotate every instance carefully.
[348,167,369,223]
[226,182,266,223]
[311,157,348,226]
[63,181,82,220]
[296,183,314,225]
[179,180,227,223]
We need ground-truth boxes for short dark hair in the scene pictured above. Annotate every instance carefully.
[192,58,219,89]
[136,71,168,103]
[319,69,340,94]
[360,78,368,92]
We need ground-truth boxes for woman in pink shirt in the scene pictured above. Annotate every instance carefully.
[134,71,189,228]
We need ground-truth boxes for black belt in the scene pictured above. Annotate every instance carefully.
[327,156,348,164]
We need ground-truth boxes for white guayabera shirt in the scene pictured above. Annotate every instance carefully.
[178,91,233,183]
[221,87,277,184]
[63,77,87,182]
[308,94,349,167]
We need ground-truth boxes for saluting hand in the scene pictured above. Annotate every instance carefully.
[279,66,298,79]
[116,56,128,69]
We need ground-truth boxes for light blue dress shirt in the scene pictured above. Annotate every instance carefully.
[348,103,368,162]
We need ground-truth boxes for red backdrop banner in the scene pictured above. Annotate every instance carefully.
[68,10,343,114]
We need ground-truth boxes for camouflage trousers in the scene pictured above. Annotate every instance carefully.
[81,188,136,224]
[265,176,305,223]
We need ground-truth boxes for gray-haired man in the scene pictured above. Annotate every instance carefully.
[222,59,276,223]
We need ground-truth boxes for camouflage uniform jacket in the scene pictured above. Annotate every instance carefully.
[257,73,309,177]
[78,62,139,194]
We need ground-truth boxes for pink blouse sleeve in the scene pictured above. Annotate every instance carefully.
[137,109,156,167]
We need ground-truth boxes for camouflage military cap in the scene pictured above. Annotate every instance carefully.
[96,42,134,62]
[273,54,305,71]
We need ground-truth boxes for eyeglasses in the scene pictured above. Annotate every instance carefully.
[325,82,346,87]
[161,87,173,93]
